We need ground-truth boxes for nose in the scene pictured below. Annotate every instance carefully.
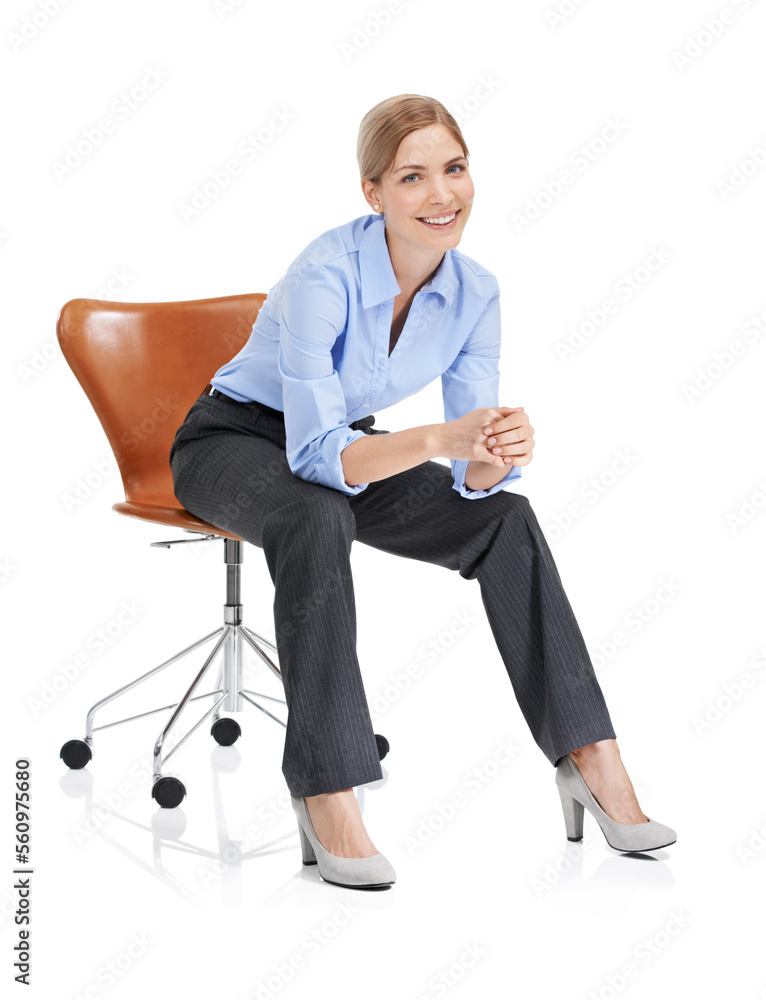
[427,174,454,205]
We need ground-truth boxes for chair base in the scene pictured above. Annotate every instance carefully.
[59,535,388,807]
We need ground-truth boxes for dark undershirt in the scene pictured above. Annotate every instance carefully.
[388,329,403,357]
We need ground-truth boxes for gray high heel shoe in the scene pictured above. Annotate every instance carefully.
[556,753,676,852]
[291,795,396,889]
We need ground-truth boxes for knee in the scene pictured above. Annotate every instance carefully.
[499,491,531,510]
[494,490,534,524]
[489,490,541,544]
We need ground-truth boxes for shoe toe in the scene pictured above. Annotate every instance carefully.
[646,818,677,846]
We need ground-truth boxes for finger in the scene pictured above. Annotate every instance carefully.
[488,440,531,457]
[484,411,529,436]
[484,406,524,434]
[485,428,533,450]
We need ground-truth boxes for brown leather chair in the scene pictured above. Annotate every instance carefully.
[55,293,291,808]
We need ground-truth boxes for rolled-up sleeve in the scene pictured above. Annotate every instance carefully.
[278,265,369,495]
[441,284,522,499]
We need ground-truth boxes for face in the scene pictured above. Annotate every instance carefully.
[362,123,474,255]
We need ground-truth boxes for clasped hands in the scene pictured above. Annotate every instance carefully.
[481,406,535,467]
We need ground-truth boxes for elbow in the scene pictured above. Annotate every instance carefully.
[340,436,365,488]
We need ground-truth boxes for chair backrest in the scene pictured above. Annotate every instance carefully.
[56,293,266,507]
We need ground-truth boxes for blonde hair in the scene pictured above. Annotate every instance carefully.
[357,94,469,184]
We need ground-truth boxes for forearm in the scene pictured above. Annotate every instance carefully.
[464,460,514,493]
[341,424,441,487]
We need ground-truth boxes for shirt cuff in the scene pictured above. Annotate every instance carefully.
[451,459,522,499]
[317,426,370,495]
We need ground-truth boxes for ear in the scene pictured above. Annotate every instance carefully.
[360,178,380,211]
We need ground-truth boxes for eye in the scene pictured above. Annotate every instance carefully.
[402,164,466,183]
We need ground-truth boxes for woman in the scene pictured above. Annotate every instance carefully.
[168,94,676,890]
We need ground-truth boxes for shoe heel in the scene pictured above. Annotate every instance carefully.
[558,787,585,841]
[297,822,317,865]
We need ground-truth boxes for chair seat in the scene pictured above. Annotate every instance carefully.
[112,501,244,541]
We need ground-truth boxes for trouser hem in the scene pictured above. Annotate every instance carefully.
[284,763,384,799]
[550,723,618,768]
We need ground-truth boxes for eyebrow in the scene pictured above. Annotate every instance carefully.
[393,155,467,173]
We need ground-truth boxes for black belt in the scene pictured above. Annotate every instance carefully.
[208,387,243,404]
[204,384,246,405]
[204,384,281,415]
[203,383,379,432]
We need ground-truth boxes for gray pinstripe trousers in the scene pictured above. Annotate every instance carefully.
[168,390,617,798]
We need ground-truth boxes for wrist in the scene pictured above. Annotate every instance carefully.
[425,423,447,460]
[464,458,513,493]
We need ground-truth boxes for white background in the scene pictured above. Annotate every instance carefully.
[3,0,765,997]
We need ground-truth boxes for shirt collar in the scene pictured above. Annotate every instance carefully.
[359,214,455,310]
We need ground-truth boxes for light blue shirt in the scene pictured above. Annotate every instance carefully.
[211,212,522,499]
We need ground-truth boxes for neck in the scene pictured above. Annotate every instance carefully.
[383,225,445,295]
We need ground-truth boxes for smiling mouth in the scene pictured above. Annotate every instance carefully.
[416,209,461,230]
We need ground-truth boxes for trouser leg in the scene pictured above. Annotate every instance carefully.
[169,394,383,797]
[349,459,617,768]
[260,494,384,797]
[464,494,618,767]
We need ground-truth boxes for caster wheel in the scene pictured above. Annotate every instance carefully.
[375,733,389,761]
[211,718,241,746]
[152,776,186,808]
[60,739,92,769]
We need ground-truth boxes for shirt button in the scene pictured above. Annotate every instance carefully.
[364,402,371,407]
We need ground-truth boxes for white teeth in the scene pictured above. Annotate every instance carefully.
[419,211,456,225]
